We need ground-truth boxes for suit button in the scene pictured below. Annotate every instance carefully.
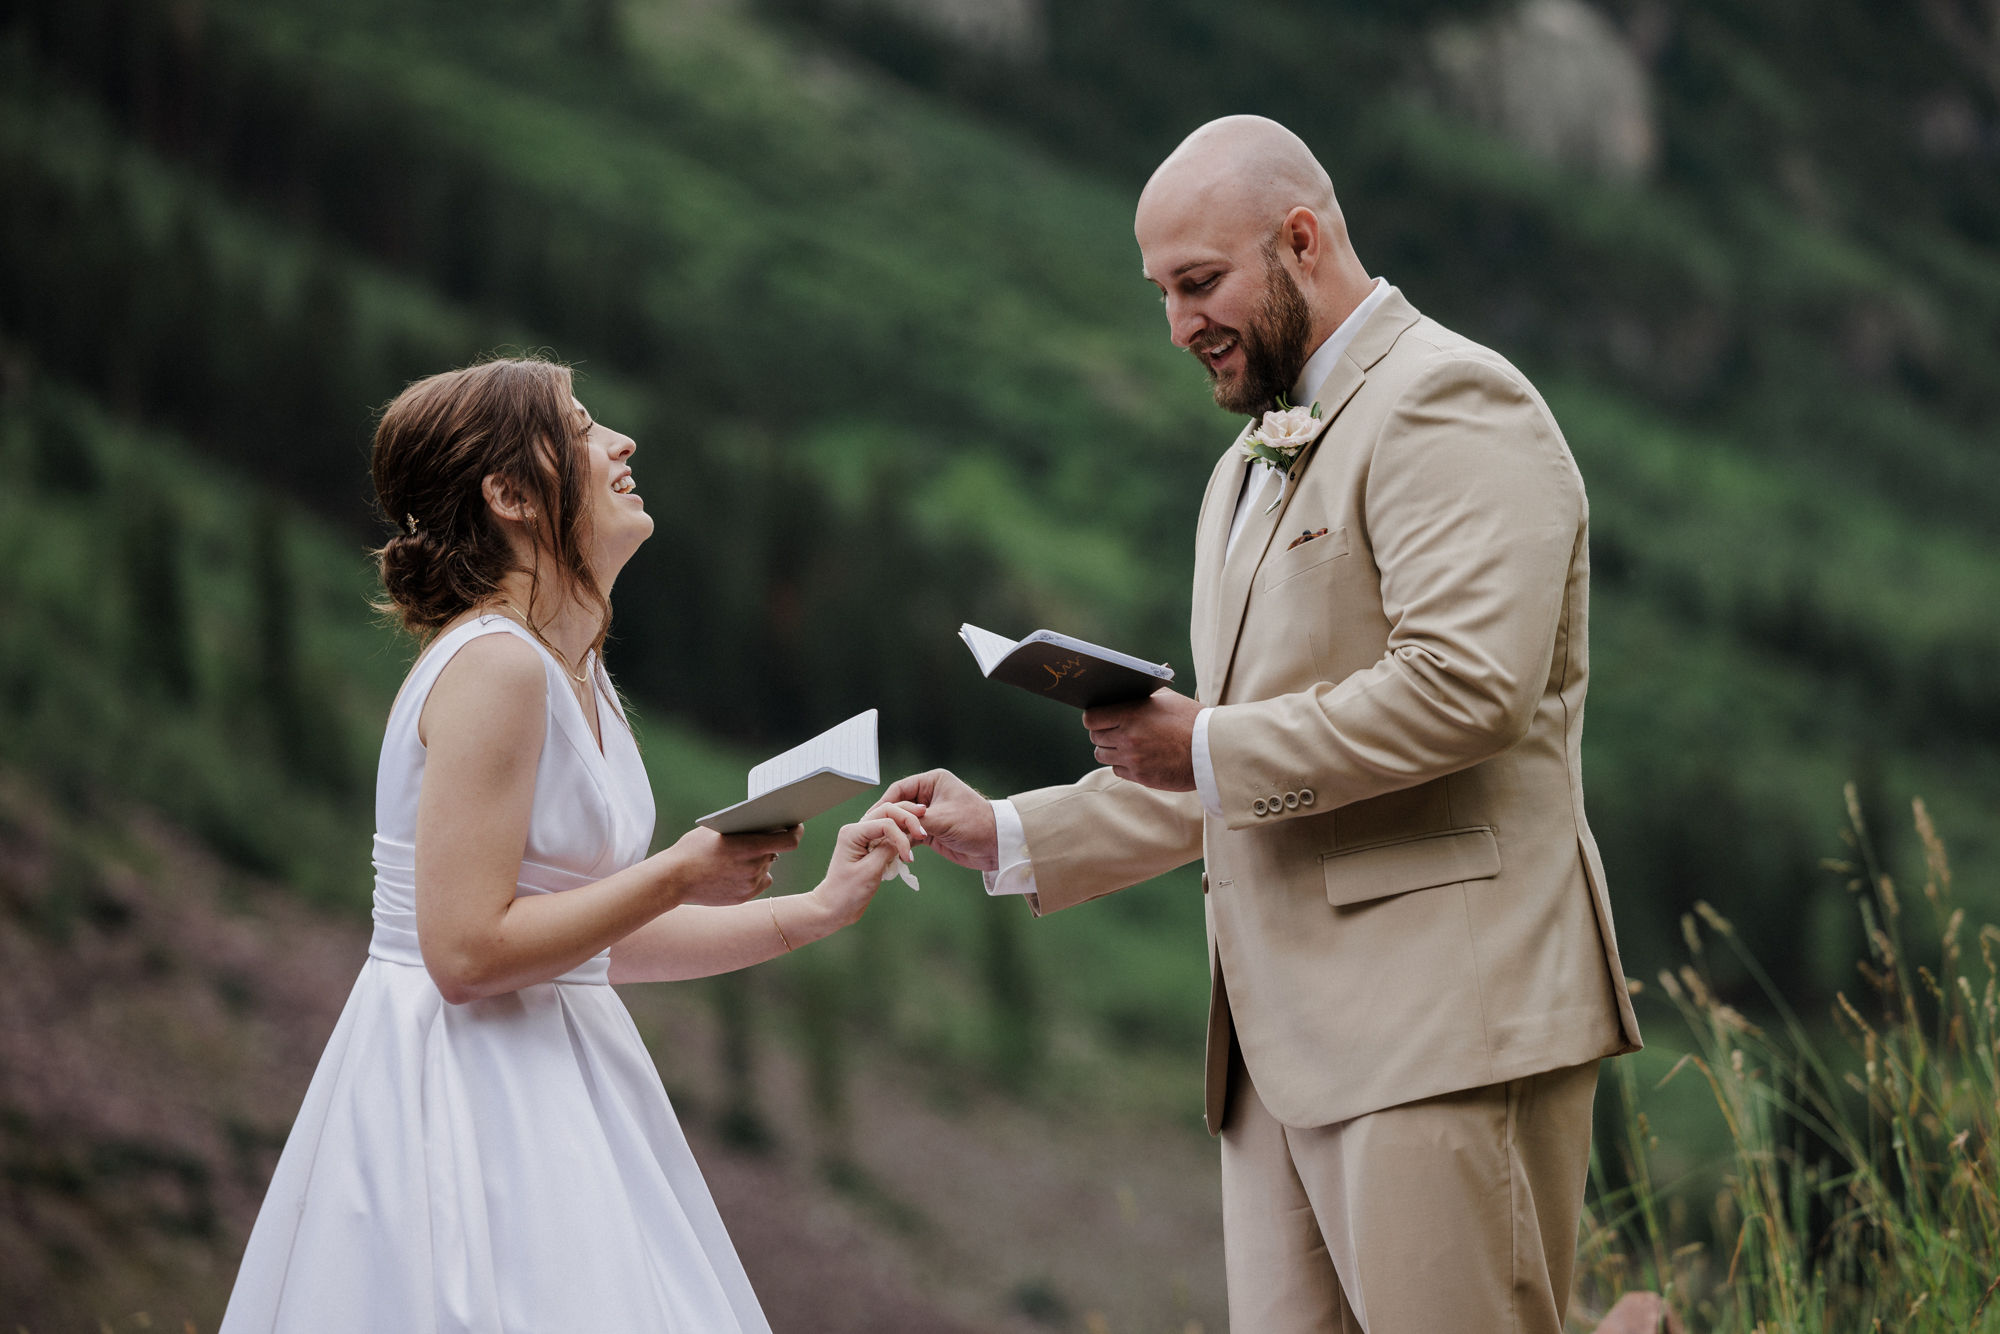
[1299,788,1315,807]
[1283,791,1300,809]
[1252,798,1269,816]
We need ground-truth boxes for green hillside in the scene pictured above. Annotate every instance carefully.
[6,0,1998,1018]
[4,0,2000,1327]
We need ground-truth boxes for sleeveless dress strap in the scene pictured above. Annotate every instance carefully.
[388,614,534,722]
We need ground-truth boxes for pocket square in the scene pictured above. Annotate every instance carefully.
[1286,527,1330,552]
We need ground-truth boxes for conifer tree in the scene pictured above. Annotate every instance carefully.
[713,972,773,1152]
[982,898,1040,1084]
[797,955,853,1174]
[250,495,305,746]
[577,0,621,55]
[251,494,352,794]
[120,491,196,703]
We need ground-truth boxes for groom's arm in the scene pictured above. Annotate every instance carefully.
[1205,356,1581,828]
[884,768,1203,916]
[1006,769,1205,915]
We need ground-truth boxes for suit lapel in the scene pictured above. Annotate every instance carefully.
[1205,288,1421,703]
[1206,372,1353,701]
[1190,426,1253,700]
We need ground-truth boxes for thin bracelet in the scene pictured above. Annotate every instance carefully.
[769,898,794,953]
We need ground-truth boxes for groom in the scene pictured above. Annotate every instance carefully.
[889,115,1641,1332]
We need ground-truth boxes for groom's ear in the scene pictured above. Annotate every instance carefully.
[1280,205,1323,275]
[481,472,536,525]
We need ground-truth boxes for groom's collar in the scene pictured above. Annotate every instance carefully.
[1290,277,1391,406]
[1264,281,1419,474]
[1342,284,1422,376]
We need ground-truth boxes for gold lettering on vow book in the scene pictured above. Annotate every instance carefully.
[1041,655,1087,691]
[957,624,1172,710]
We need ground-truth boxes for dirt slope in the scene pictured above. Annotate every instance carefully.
[0,774,1225,1333]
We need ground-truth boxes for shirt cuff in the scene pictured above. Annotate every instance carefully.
[982,799,1039,896]
[1192,707,1223,818]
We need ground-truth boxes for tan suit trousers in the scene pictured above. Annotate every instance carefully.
[1220,1042,1599,1334]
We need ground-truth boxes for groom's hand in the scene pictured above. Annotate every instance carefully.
[1082,688,1201,792]
[880,769,999,872]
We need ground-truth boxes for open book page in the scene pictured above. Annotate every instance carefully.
[958,623,1018,677]
[698,709,882,834]
[746,709,879,797]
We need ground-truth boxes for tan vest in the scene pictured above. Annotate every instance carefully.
[1012,289,1642,1133]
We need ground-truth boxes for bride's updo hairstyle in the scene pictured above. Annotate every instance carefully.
[370,355,608,641]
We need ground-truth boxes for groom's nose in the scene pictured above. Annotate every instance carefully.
[1166,298,1208,349]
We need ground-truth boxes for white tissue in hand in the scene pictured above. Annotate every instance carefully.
[887,862,920,892]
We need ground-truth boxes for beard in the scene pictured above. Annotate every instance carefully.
[1195,256,1315,416]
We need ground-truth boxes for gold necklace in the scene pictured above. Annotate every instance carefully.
[487,600,590,686]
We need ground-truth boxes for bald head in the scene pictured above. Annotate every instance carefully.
[1136,117,1375,415]
[1138,115,1339,244]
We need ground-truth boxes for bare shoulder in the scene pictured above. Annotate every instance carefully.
[419,631,548,752]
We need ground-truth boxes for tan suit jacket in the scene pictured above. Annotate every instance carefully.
[1012,288,1642,1134]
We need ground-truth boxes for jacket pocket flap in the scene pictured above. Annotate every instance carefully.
[1319,826,1500,908]
[1255,524,1350,592]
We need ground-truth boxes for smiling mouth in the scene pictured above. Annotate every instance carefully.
[1195,336,1239,373]
[611,474,636,495]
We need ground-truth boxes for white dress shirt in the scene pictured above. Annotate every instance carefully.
[986,278,1390,896]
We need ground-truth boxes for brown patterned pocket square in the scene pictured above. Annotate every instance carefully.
[1286,527,1330,551]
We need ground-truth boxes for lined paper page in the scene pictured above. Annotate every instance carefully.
[958,623,1018,676]
[746,709,879,798]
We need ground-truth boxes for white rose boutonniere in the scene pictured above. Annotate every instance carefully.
[1235,400,1323,513]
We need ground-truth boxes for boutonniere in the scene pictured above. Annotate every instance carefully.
[1236,400,1322,514]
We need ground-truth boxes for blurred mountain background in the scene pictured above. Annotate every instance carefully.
[1,0,1996,1329]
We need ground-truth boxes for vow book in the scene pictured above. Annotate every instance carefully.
[958,624,1174,710]
[698,709,880,834]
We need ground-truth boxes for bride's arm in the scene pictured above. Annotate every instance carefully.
[414,634,793,1004]
[605,896,830,983]
[609,801,926,984]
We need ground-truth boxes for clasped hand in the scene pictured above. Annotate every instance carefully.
[668,689,1201,906]
[1082,687,1201,792]
[664,799,925,911]
[883,688,1202,879]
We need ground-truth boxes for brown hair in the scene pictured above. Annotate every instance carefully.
[370,355,610,662]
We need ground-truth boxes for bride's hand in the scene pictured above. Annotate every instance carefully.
[658,825,802,907]
[810,801,926,929]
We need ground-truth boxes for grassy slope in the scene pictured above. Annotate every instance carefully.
[4,0,1999,1038]
[0,360,1213,1100]
[5,4,1999,1326]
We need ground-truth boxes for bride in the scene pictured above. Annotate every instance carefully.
[220,355,922,1333]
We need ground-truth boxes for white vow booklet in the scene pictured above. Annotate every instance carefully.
[698,709,881,834]
[959,623,1174,709]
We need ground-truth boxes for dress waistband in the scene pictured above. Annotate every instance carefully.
[367,834,611,985]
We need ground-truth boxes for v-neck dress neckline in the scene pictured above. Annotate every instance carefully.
[561,651,608,761]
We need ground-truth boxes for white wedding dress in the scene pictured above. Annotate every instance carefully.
[221,614,770,1334]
